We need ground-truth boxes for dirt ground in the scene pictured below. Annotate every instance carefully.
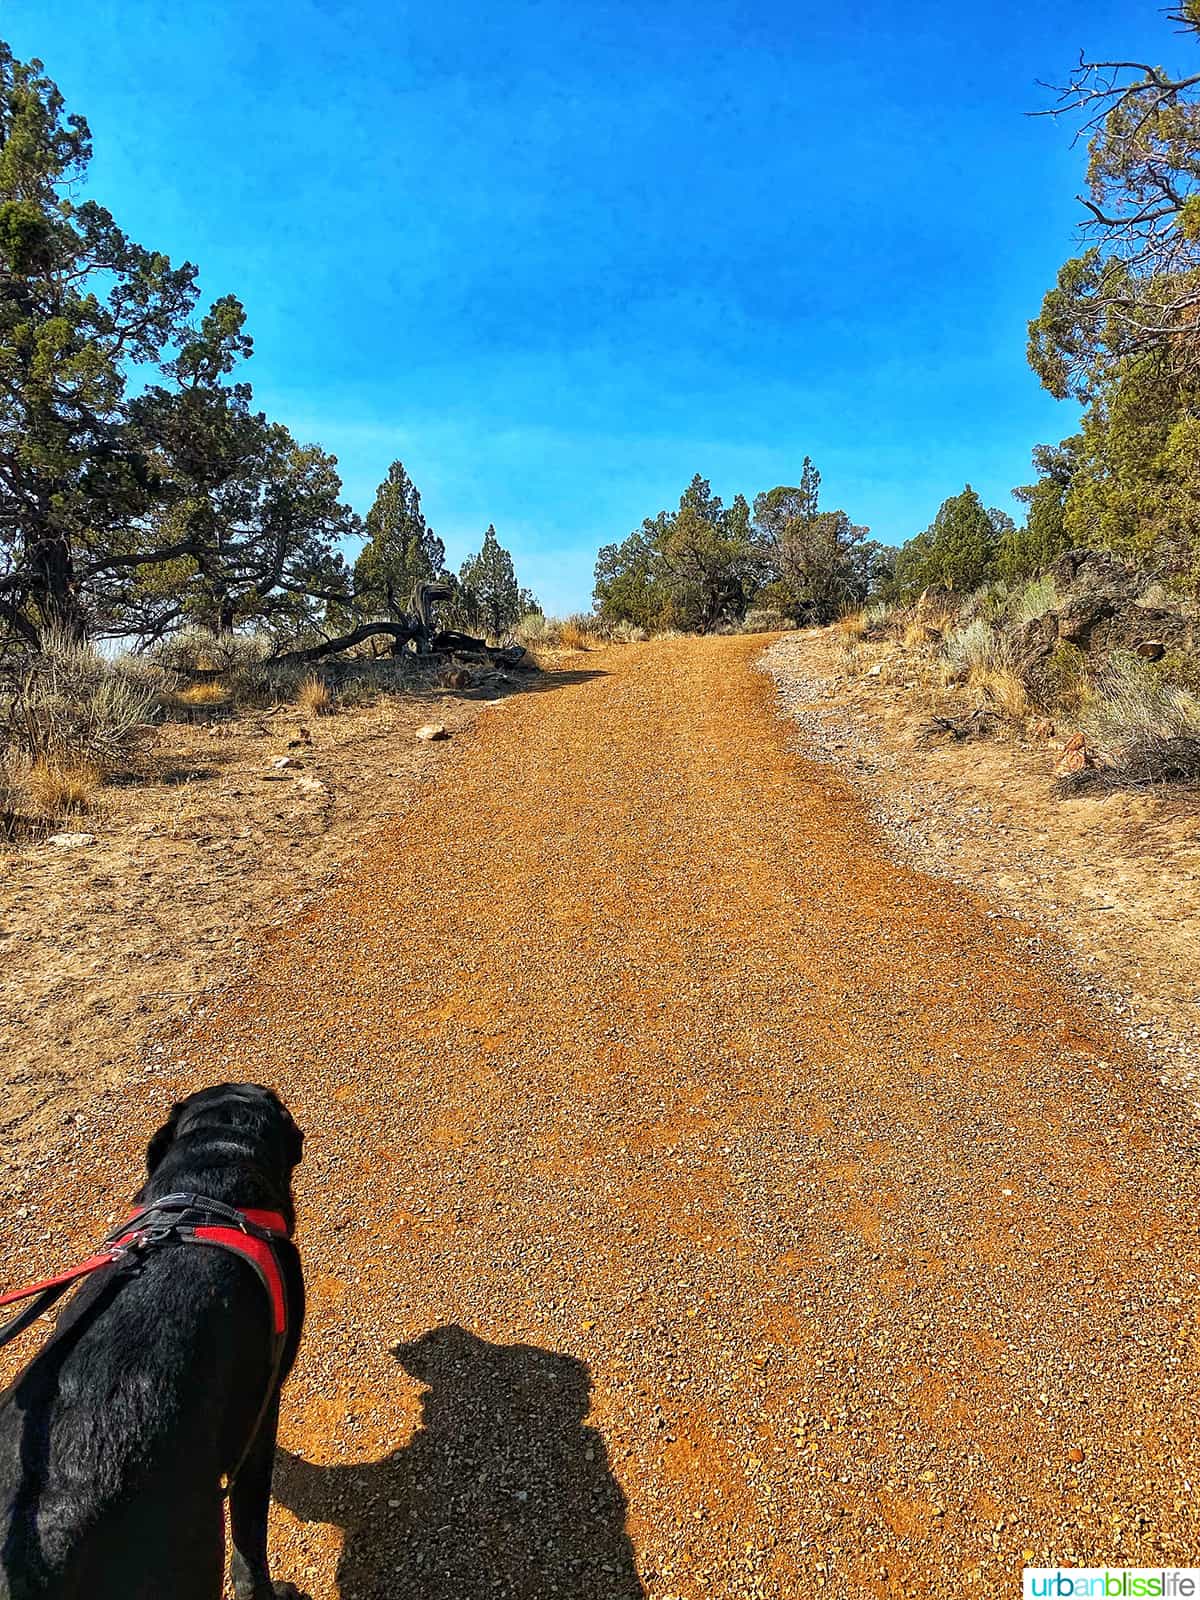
[2,634,1199,1599]
[762,626,1200,1099]
[0,667,508,1157]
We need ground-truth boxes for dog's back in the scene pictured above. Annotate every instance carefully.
[0,1083,305,1600]
[0,1243,275,1599]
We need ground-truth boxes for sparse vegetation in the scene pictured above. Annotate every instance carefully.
[742,608,792,633]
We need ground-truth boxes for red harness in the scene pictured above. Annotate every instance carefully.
[0,1197,290,1333]
[0,1192,294,1489]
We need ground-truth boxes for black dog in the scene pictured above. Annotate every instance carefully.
[0,1083,306,1600]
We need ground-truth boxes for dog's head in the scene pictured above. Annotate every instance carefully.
[145,1083,304,1192]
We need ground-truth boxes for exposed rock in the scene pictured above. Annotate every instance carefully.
[1009,614,1059,679]
[270,756,295,769]
[1053,731,1097,778]
[47,832,96,849]
[416,723,448,742]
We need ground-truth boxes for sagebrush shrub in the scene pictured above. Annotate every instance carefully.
[8,632,159,772]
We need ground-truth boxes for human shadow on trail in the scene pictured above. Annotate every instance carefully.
[274,1325,645,1600]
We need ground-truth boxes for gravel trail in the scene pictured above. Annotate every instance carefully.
[12,636,1200,1597]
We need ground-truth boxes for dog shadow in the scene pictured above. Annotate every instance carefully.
[274,1325,646,1599]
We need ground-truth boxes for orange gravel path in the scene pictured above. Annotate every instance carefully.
[13,636,1200,1598]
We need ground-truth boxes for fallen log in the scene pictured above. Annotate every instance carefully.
[269,621,422,666]
[429,631,526,666]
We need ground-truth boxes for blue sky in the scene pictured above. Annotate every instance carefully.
[7,0,1176,613]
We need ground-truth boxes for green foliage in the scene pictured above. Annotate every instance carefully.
[999,440,1079,582]
[1025,12,1200,595]
[0,42,200,641]
[594,517,669,632]
[594,460,882,633]
[892,487,1006,599]
[0,39,362,652]
[457,524,534,640]
[1005,574,1058,624]
[353,460,446,617]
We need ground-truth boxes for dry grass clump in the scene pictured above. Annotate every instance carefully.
[1079,651,1200,783]
[174,681,230,706]
[296,675,334,717]
[27,759,102,816]
[526,613,605,651]
[831,635,864,672]
[557,614,597,650]
[971,666,1029,721]
[903,619,937,651]
[835,611,868,641]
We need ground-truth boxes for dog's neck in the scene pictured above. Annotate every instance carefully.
[138,1138,295,1233]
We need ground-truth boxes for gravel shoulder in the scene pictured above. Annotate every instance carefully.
[762,626,1200,1103]
[2,636,1199,1599]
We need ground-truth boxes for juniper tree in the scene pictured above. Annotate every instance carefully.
[458,524,532,639]
[0,41,197,643]
[353,460,446,618]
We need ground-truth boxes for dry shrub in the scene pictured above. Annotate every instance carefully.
[557,616,594,650]
[831,635,863,672]
[743,608,791,633]
[176,681,230,706]
[1028,641,1088,714]
[609,620,650,643]
[9,632,159,773]
[1080,650,1200,783]
[835,611,868,640]
[27,759,101,815]
[944,619,1003,676]
[972,666,1029,721]
[152,627,271,676]
[512,612,547,645]
[296,675,333,716]
[0,749,36,839]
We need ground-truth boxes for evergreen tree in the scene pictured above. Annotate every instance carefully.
[893,486,1000,598]
[753,462,884,622]
[458,525,530,639]
[353,460,446,617]
[0,42,198,642]
[998,439,1080,582]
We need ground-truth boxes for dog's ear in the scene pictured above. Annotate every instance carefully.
[145,1100,185,1175]
[282,1108,305,1168]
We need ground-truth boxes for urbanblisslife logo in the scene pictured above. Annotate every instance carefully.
[1024,1573,1200,1598]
